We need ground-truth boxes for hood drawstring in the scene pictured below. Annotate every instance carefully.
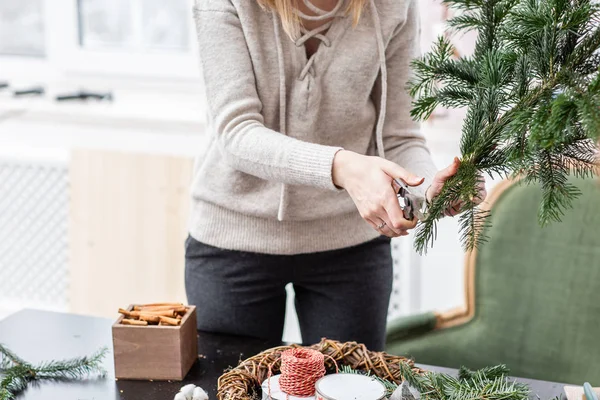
[273,16,287,136]
[273,15,290,221]
[369,0,388,159]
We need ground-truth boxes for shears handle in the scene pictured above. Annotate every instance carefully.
[392,179,415,221]
[584,383,599,400]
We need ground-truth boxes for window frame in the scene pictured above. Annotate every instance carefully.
[1,0,200,82]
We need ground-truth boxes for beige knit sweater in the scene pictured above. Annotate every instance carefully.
[190,0,437,254]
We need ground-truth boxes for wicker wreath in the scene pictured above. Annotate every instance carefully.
[217,338,426,400]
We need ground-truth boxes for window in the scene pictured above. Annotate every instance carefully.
[78,0,190,52]
[1,0,198,80]
[140,0,190,51]
[78,0,135,50]
[0,0,45,57]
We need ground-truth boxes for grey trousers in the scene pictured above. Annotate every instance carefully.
[184,235,393,351]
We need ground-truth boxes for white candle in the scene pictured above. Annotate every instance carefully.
[315,374,386,400]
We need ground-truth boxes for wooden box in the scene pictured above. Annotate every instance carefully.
[112,305,197,380]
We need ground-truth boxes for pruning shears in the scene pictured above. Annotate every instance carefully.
[393,178,428,222]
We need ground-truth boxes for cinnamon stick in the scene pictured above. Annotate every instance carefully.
[121,319,148,326]
[119,308,174,318]
[140,310,176,317]
[118,308,137,318]
[137,305,187,313]
[138,314,160,324]
[133,302,183,310]
[159,316,181,326]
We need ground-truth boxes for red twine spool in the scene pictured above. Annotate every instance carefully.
[278,348,325,397]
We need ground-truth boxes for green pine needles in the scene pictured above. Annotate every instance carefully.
[410,0,600,254]
[343,363,560,400]
[0,344,107,400]
[398,362,539,400]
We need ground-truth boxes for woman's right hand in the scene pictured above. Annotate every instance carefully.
[332,150,425,238]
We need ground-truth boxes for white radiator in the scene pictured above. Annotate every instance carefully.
[0,155,69,314]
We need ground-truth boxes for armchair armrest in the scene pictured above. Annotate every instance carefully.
[386,311,438,343]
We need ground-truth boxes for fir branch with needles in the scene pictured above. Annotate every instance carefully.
[397,362,553,400]
[0,344,107,400]
[343,362,560,400]
[409,0,600,254]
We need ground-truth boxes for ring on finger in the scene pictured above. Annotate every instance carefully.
[376,221,387,230]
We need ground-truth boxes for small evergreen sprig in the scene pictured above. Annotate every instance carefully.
[0,344,108,400]
[398,362,553,400]
[343,363,559,400]
[410,0,600,254]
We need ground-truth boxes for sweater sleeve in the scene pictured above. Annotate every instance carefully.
[193,1,342,190]
[373,0,438,199]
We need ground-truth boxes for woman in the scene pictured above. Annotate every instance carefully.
[186,0,484,351]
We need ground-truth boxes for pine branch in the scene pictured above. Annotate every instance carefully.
[449,376,530,400]
[437,87,476,108]
[458,207,492,251]
[448,13,485,32]
[409,0,600,253]
[0,345,29,370]
[398,361,430,394]
[1,366,30,400]
[0,345,107,400]
[560,139,599,179]
[575,76,600,139]
[458,364,510,381]
[442,0,487,12]
[345,363,558,400]
[536,151,582,225]
[398,362,532,400]
[436,59,480,87]
[34,348,108,380]
[414,160,487,254]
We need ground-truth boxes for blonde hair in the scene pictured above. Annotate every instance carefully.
[257,0,367,38]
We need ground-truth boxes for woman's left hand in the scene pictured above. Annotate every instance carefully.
[425,157,487,217]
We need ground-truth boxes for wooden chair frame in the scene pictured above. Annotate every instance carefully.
[432,161,600,330]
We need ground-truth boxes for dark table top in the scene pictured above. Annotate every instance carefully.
[0,309,566,400]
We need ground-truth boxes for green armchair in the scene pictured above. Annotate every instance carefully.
[386,177,600,385]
